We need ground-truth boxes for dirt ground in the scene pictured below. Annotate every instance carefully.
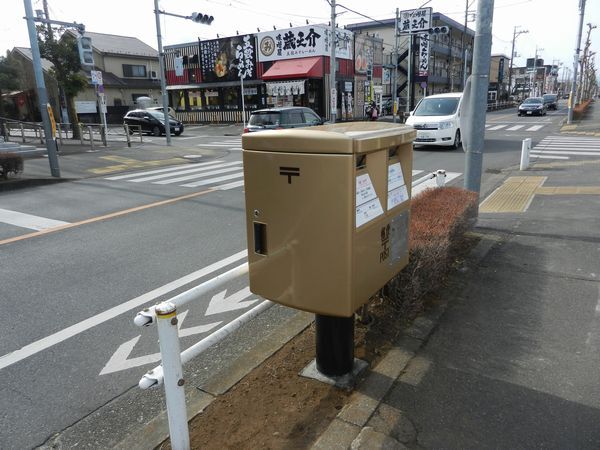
[157,296,408,450]
[159,235,479,450]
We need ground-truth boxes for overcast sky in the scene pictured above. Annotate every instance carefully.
[4,0,599,77]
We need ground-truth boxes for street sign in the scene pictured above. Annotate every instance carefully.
[46,104,56,138]
[398,7,432,34]
[91,70,103,85]
[331,87,337,114]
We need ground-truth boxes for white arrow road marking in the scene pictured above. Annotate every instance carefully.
[205,286,258,316]
[99,310,221,375]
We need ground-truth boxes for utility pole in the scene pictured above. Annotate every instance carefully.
[329,0,337,123]
[507,26,528,100]
[154,0,171,145]
[463,0,494,198]
[392,8,399,123]
[461,0,469,88]
[406,34,412,113]
[568,0,586,124]
[23,0,60,177]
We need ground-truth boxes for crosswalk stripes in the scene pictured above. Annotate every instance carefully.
[484,123,548,132]
[102,163,460,193]
[196,138,242,151]
[530,136,600,161]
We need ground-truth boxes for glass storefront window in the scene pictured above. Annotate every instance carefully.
[223,87,239,110]
[188,90,203,110]
[204,89,220,110]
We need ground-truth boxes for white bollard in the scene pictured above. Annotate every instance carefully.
[156,302,190,450]
[520,138,532,170]
[435,169,447,187]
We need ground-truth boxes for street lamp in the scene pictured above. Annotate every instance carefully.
[153,2,213,145]
[507,26,528,100]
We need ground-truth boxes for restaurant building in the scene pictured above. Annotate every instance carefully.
[164,24,354,123]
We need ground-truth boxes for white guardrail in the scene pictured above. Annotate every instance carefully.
[133,169,449,450]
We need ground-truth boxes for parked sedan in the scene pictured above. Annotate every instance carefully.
[243,107,325,133]
[123,109,184,136]
[517,97,547,116]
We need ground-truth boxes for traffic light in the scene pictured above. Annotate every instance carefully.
[77,36,94,67]
[429,26,449,35]
[190,12,214,24]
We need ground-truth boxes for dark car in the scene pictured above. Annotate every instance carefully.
[518,97,547,116]
[123,109,184,136]
[243,107,325,133]
[542,94,558,110]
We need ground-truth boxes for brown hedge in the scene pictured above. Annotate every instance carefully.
[387,186,478,317]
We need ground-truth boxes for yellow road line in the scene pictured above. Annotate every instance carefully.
[0,188,214,246]
[479,176,546,213]
[88,157,188,175]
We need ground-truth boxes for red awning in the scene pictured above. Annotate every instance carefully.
[262,57,323,80]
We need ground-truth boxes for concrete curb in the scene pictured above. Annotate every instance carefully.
[311,231,503,450]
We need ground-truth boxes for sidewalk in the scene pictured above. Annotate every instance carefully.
[0,124,243,191]
[313,104,600,448]
[560,99,600,136]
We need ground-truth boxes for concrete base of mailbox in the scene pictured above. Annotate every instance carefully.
[299,358,369,389]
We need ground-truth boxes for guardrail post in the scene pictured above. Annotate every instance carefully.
[155,302,190,450]
[101,125,107,147]
[124,124,131,147]
[39,125,44,144]
[435,169,447,187]
[20,124,26,143]
[87,126,95,152]
[520,138,531,170]
[79,124,84,145]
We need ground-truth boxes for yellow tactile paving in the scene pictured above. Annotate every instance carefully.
[479,176,547,213]
[536,186,600,195]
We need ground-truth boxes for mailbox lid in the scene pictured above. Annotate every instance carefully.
[242,122,416,155]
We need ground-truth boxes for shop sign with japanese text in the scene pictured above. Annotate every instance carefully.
[256,25,353,62]
[399,7,432,34]
[418,34,429,76]
[200,34,256,83]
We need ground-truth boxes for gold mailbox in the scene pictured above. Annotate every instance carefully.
[242,122,416,317]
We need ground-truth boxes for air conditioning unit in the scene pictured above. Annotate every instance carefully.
[150,71,158,80]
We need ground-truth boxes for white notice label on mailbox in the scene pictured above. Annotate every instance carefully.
[356,173,378,205]
[356,198,384,228]
[388,185,409,209]
[387,162,406,191]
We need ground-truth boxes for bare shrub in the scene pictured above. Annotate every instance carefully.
[388,187,478,317]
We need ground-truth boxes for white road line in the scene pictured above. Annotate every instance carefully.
[530,154,570,160]
[104,160,224,180]
[0,208,70,231]
[216,180,245,190]
[535,144,600,152]
[506,125,525,131]
[0,250,248,371]
[196,143,241,147]
[412,170,424,176]
[153,166,242,185]
[130,162,242,183]
[485,124,493,128]
[487,124,507,131]
[526,125,545,131]
[181,172,245,187]
[531,149,600,156]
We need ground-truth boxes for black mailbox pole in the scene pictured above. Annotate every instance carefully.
[315,314,354,376]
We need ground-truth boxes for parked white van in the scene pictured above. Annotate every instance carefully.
[405,92,462,149]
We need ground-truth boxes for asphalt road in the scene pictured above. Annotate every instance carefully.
[0,102,568,448]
